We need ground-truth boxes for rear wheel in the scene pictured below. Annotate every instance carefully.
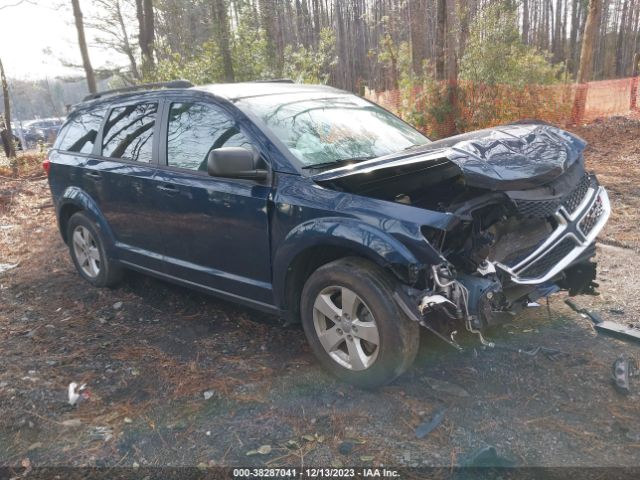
[300,257,419,388]
[67,212,122,287]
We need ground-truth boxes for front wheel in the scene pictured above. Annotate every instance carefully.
[300,257,419,388]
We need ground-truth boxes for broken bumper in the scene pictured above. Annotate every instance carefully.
[496,178,610,285]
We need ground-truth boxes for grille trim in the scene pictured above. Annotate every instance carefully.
[518,239,575,279]
[514,173,591,218]
[497,180,610,284]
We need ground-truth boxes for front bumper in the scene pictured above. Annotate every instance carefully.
[496,177,611,285]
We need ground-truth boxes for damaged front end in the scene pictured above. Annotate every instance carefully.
[315,123,611,344]
[413,168,610,334]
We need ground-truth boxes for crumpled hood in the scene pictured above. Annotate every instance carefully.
[313,124,587,191]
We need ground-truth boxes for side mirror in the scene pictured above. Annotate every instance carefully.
[207,147,268,180]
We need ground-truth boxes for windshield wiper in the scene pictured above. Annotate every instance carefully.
[403,142,429,151]
[301,156,376,170]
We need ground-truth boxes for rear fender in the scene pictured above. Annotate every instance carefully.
[57,186,117,256]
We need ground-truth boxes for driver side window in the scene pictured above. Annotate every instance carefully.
[166,102,251,171]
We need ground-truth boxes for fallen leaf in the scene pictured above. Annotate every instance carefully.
[203,390,215,400]
[247,445,272,456]
[61,418,82,428]
[344,438,367,445]
[360,455,375,462]
[285,440,300,450]
[257,445,272,455]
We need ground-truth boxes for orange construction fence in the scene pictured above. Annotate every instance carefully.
[365,76,640,137]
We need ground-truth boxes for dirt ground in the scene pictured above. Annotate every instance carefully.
[1,117,640,472]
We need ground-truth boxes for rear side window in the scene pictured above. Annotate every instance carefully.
[166,102,251,171]
[102,103,157,163]
[57,109,106,154]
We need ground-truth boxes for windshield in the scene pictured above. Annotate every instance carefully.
[237,93,430,168]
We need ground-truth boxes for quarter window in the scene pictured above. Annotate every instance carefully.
[102,103,157,163]
[57,108,106,154]
[167,102,251,171]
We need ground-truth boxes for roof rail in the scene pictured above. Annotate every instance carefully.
[251,79,295,84]
[82,80,194,102]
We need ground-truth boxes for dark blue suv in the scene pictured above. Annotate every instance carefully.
[47,80,610,387]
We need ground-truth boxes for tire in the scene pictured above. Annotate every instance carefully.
[66,211,123,287]
[300,257,420,388]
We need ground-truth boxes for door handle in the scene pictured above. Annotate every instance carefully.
[85,171,101,180]
[156,184,179,195]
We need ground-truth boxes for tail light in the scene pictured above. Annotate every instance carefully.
[42,157,50,175]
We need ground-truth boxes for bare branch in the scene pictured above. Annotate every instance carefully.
[0,0,37,10]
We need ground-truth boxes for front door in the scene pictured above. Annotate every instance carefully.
[154,99,273,305]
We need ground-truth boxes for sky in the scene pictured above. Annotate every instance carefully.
[0,0,128,80]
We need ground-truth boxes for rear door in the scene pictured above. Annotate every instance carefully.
[93,100,167,271]
[153,98,274,305]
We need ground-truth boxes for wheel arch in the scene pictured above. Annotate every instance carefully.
[273,218,426,323]
[57,187,116,254]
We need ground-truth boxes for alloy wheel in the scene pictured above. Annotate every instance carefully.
[312,285,380,370]
[72,225,101,278]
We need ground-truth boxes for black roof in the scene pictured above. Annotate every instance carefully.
[72,81,347,113]
[195,82,346,101]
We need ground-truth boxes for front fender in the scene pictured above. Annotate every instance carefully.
[272,217,425,303]
[57,186,117,255]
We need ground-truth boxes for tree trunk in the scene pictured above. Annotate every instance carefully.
[0,57,17,165]
[435,0,446,80]
[259,0,282,76]
[459,0,475,62]
[445,0,457,82]
[70,0,97,94]
[553,0,564,62]
[631,52,639,109]
[616,0,629,76]
[136,0,155,76]
[562,0,569,65]
[523,0,530,44]
[573,0,603,123]
[409,0,427,75]
[594,0,609,79]
[569,0,580,75]
[115,0,140,81]
[444,0,458,137]
[212,0,235,82]
[577,0,603,83]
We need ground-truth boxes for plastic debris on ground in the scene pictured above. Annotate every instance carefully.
[461,445,516,468]
[0,262,18,274]
[68,382,91,406]
[415,408,446,439]
[612,355,637,394]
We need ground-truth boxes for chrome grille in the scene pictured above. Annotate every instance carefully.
[517,239,575,279]
[579,194,605,236]
[497,182,611,285]
[562,174,591,214]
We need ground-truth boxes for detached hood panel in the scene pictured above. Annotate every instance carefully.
[313,124,587,192]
